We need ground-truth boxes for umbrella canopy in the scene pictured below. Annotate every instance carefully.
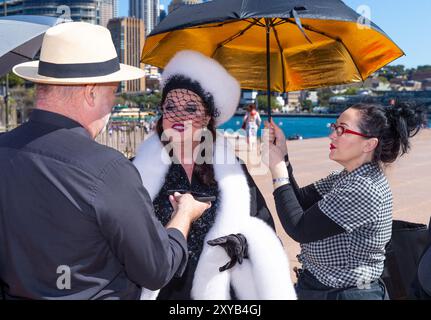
[142,0,403,95]
[0,15,68,77]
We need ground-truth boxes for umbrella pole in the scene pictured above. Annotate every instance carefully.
[265,19,271,121]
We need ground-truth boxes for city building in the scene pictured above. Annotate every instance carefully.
[112,0,118,17]
[239,90,258,108]
[307,91,319,106]
[159,4,166,23]
[107,17,146,93]
[0,0,23,15]
[286,91,305,108]
[0,0,115,26]
[168,0,202,13]
[144,65,161,92]
[99,0,114,27]
[129,0,159,35]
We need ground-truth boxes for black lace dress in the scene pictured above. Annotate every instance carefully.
[153,163,274,300]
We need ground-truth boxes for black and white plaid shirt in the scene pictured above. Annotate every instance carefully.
[297,162,393,288]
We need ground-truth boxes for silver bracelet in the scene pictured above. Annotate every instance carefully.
[272,177,290,185]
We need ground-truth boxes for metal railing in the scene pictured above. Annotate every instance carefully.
[95,123,150,159]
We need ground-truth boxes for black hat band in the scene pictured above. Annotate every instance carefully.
[38,57,120,78]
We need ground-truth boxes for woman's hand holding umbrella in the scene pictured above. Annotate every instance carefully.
[262,121,290,189]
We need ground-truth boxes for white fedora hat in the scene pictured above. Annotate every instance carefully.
[13,21,145,84]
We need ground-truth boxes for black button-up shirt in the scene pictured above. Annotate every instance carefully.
[0,109,188,300]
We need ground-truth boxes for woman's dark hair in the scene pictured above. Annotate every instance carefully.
[350,102,428,164]
[161,75,218,118]
[156,104,217,186]
[247,103,257,111]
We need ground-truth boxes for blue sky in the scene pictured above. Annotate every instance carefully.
[119,0,430,68]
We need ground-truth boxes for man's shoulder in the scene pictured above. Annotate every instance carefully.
[1,124,128,176]
[54,130,129,175]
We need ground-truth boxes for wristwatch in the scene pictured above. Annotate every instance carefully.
[273,177,290,185]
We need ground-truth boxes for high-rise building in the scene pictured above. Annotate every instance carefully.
[168,0,202,14]
[107,17,145,93]
[159,4,166,23]
[25,1,100,24]
[129,0,159,35]
[0,0,114,26]
[0,0,23,15]
[99,0,114,27]
[112,0,118,17]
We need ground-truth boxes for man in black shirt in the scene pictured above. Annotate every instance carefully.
[0,22,210,300]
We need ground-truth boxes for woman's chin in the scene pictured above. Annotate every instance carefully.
[329,151,337,161]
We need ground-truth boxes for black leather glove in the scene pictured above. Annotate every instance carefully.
[207,233,249,272]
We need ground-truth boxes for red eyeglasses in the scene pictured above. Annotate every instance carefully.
[330,123,372,138]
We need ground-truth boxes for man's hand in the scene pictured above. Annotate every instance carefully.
[169,192,211,222]
[207,234,248,272]
[166,192,211,239]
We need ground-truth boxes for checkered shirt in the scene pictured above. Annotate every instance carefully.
[297,162,393,288]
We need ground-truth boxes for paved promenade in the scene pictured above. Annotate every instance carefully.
[246,129,431,280]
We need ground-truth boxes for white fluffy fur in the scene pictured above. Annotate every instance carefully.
[133,134,296,300]
[161,50,241,126]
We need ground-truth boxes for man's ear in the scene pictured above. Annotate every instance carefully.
[84,84,97,107]
[364,137,379,153]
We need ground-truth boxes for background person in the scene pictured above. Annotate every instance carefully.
[242,103,261,150]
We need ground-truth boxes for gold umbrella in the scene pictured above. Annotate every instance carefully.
[142,0,403,117]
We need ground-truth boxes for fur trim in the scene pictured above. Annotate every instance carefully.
[161,50,241,126]
[133,133,170,200]
[133,134,296,300]
[234,217,297,299]
[191,136,251,299]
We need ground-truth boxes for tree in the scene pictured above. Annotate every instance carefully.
[343,87,358,96]
[0,72,25,88]
[117,92,161,110]
[302,99,313,112]
[256,95,281,111]
[378,76,389,84]
[142,92,161,110]
[417,65,431,72]
[317,88,335,106]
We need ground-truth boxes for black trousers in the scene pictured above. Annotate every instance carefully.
[295,269,389,300]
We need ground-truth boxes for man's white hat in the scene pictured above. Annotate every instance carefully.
[13,22,145,84]
[161,50,241,126]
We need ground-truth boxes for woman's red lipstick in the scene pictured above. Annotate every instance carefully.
[172,123,185,132]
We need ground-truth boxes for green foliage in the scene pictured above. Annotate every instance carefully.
[118,92,161,110]
[302,99,313,112]
[378,76,389,84]
[0,72,25,88]
[317,88,335,106]
[256,95,281,111]
[416,65,431,72]
[343,87,358,96]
